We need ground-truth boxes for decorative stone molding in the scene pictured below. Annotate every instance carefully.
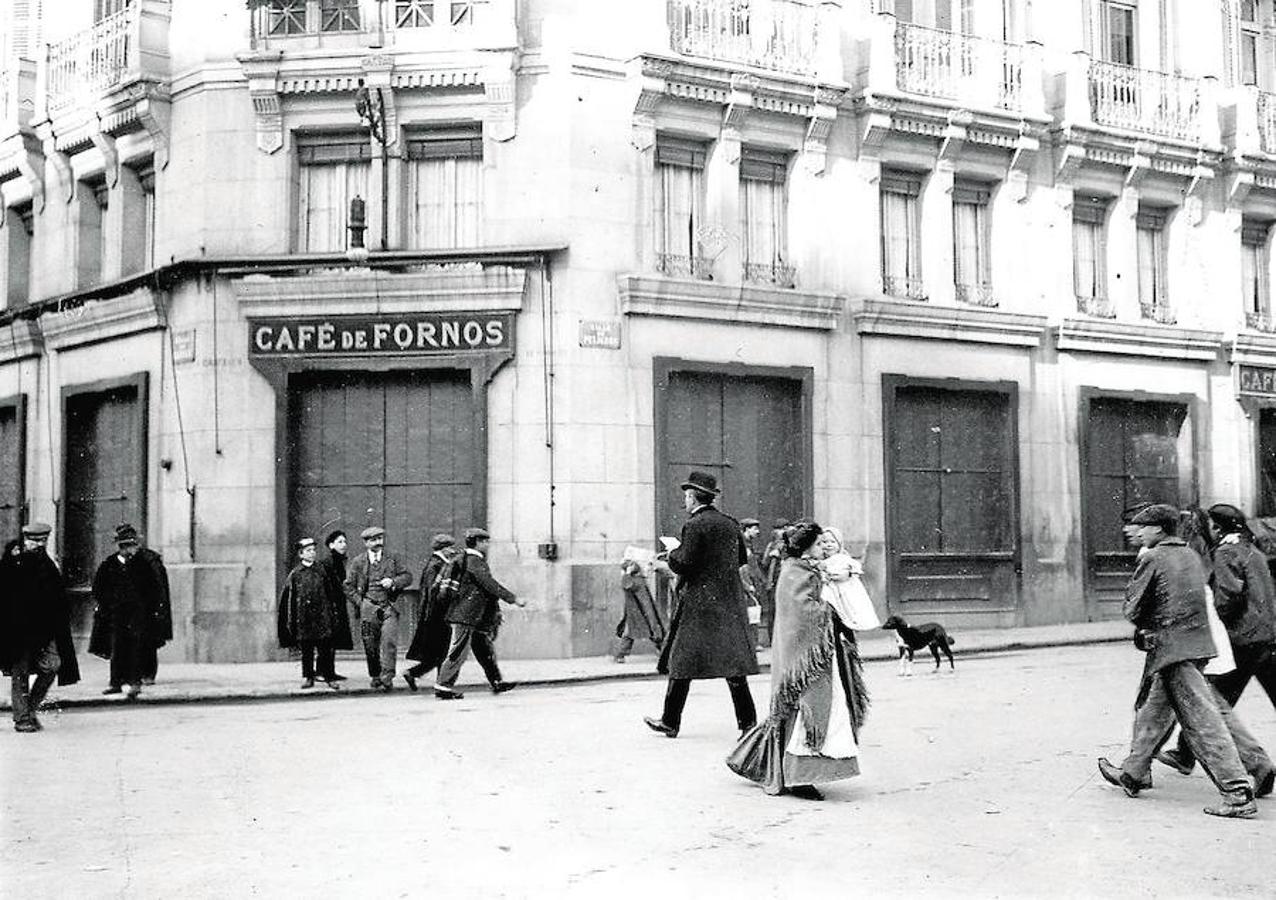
[237,50,284,154]
[39,288,165,351]
[1055,318,1224,361]
[90,131,120,188]
[1231,332,1276,367]
[0,130,45,211]
[852,298,1048,348]
[618,274,845,331]
[232,266,528,318]
[362,55,398,149]
[0,319,44,363]
[483,61,517,143]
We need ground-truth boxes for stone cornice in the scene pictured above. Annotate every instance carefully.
[1230,331,1276,367]
[618,274,845,331]
[1056,318,1224,361]
[231,265,528,317]
[0,319,44,362]
[852,298,1047,347]
[39,288,164,351]
[636,53,850,118]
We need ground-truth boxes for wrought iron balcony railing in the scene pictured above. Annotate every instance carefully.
[657,253,715,280]
[955,282,998,307]
[1088,59,1201,142]
[894,22,1025,112]
[45,2,141,112]
[1260,91,1276,155]
[1076,294,1116,319]
[666,0,820,77]
[1138,301,1176,325]
[743,261,797,288]
[883,274,927,301]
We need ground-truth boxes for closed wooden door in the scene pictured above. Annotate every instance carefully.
[288,370,475,628]
[1084,397,1188,611]
[0,398,24,542]
[1258,408,1276,517]
[659,370,804,540]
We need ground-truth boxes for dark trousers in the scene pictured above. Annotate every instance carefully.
[299,642,334,680]
[359,601,399,683]
[109,628,146,688]
[436,625,502,688]
[1172,643,1276,770]
[661,676,757,732]
[140,644,158,681]
[10,642,60,725]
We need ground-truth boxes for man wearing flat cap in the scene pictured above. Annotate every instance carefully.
[89,523,167,699]
[343,525,413,691]
[278,537,339,690]
[1097,503,1259,818]
[403,533,461,690]
[739,518,765,649]
[434,527,526,699]
[644,471,758,739]
[1,523,80,732]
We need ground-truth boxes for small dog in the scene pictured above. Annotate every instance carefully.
[881,615,956,676]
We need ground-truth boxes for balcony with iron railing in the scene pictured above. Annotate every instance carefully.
[657,252,715,280]
[743,260,797,288]
[247,0,516,51]
[665,0,823,78]
[892,21,1029,114]
[41,0,169,118]
[1086,59,1205,143]
[1139,301,1176,325]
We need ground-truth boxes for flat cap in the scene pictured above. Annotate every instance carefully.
[431,533,457,550]
[21,522,51,538]
[360,526,385,540]
[772,517,791,529]
[739,517,760,528]
[1120,502,1152,525]
[464,527,490,541]
[1129,503,1179,530]
[297,537,316,550]
[114,523,140,545]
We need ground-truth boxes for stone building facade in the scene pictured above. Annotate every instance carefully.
[2,0,1276,660]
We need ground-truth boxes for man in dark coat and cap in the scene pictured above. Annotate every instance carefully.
[90,524,166,698]
[278,537,338,690]
[1,523,80,732]
[136,534,172,686]
[402,533,459,691]
[645,471,758,739]
[1097,504,1258,818]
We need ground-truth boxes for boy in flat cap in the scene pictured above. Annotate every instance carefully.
[1097,503,1259,818]
[343,526,413,691]
[403,533,460,690]
[434,527,526,699]
[1,524,80,732]
[278,538,338,689]
[89,523,166,699]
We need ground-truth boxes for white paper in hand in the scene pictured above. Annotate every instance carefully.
[658,536,681,552]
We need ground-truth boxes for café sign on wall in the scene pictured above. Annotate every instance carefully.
[248,312,514,357]
[1238,364,1276,399]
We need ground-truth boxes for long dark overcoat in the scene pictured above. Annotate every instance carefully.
[0,545,81,686]
[1124,537,1216,676]
[277,563,334,647]
[443,550,515,631]
[406,549,455,666]
[319,551,354,650]
[1212,538,1276,649]
[658,505,759,680]
[89,552,165,658]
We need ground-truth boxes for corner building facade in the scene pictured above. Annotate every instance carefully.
[3,0,1276,660]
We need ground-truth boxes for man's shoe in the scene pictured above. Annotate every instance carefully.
[1254,769,1275,799]
[102,685,122,695]
[1156,749,1194,776]
[643,716,678,738]
[141,678,156,686]
[434,687,464,700]
[491,681,518,695]
[1203,796,1258,819]
[402,672,419,692]
[14,721,38,733]
[379,680,393,692]
[1097,758,1146,797]
[369,679,382,690]
[124,686,141,700]
[300,678,315,690]
[328,673,347,682]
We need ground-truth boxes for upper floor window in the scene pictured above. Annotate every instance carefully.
[1101,0,1137,65]
[952,179,993,306]
[320,0,360,32]
[1073,195,1110,313]
[654,137,709,280]
[1242,218,1272,324]
[3,204,33,308]
[95,0,131,22]
[1136,205,1171,321]
[894,0,977,33]
[739,147,792,288]
[268,0,308,36]
[405,126,483,249]
[265,0,360,35]
[880,169,925,301]
[296,133,371,252]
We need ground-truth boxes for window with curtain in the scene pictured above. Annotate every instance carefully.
[739,147,790,287]
[1136,206,1169,319]
[406,126,484,249]
[1073,196,1109,309]
[654,137,708,279]
[1243,218,1272,322]
[880,170,925,300]
[952,179,992,305]
[1101,0,1137,65]
[297,134,371,252]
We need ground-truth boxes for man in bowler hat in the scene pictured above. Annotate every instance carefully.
[89,524,166,698]
[645,471,758,738]
[343,525,413,691]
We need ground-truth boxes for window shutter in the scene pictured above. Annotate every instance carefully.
[297,134,372,164]
[880,169,924,197]
[406,125,484,161]
[655,138,708,169]
[740,148,788,184]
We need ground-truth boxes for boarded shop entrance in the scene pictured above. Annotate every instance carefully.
[1081,393,1192,617]
[0,394,25,541]
[654,360,811,541]
[1258,408,1276,516]
[62,375,148,632]
[883,377,1020,626]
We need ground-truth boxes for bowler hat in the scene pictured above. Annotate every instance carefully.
[431,533,457,550]
[114,523,140,546]
[21,522,51,538]
[464,527,490,542]
[740,517,760,528]
[679,471,721,495]
[1129,503,1179,531]
[1207,503,1250,535]
[360,526,385,541]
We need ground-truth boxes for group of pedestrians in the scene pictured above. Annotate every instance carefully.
[278,524,525,698]
[1098,501,1276,819]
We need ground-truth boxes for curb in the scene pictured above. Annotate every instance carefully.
[20,635,1131,715]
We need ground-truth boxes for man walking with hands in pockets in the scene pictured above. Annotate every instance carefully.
[344,525,413,692]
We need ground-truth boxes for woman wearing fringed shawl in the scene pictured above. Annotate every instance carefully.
[727,521,870,800]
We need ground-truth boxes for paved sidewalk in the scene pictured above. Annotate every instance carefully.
[3,620,1132,712]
